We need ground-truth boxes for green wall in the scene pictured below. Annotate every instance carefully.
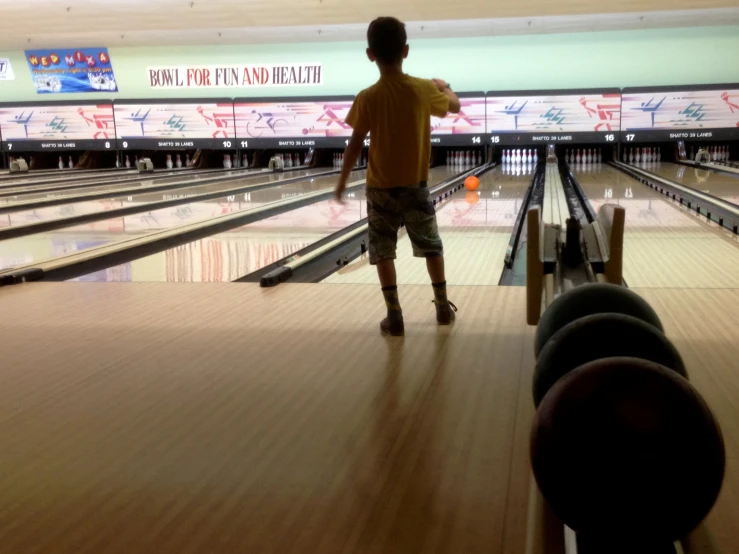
[1,25,738,102]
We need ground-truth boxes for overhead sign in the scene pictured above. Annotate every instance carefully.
[0,102,117,152]
[25,48,118,94]
[233,97,352,149]
[431,93,487,146]
[621,85,739,142]
[487,89,622,145]
[114,100,236,150]
[0,58,14,81]
[147,64,322,89]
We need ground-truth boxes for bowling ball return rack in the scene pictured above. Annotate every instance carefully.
[523,164,725,554]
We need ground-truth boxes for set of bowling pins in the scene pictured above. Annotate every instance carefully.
[689,145,730,162]
[333,153,366,168]
[566,148,602,165]
[447,150,481,167]
[623,147,661,164]
[501,149,538,165]
[57,156,75,169]
[270,153,303,169]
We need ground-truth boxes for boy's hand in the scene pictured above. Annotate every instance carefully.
[432,78,450,91]
[334,179,347,204]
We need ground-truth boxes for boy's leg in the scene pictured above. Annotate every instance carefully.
[367,190,404,336]
[403,188,457,325]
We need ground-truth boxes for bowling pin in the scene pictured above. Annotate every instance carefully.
[635,149,640,163]
[124,155,130,168]
[58,156,64,170]
[115,156,120,169]
[465,151,470,166]
[68,156,74,169]
[166,154,173,169]
[286,153,293,168]
[534,149,539,164]
[176,154,183,168]
[576,149,581,164]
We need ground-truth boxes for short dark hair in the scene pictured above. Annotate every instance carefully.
[367,17,407,65]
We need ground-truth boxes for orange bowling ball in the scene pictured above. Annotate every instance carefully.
[465,191,480,205]
[465,176,480,191]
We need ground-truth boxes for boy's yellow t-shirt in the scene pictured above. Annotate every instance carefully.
[346,74,450,189]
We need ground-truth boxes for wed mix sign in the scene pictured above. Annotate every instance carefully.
[25,47,118,94]
[147,64,322,89]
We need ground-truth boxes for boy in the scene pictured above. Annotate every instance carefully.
[334,16,461,337]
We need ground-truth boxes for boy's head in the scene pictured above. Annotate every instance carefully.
[366,17,409,67]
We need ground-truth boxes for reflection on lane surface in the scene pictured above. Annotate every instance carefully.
[0,167,270,205]
[0,168,327,228]
[324,164,534,286]
[629,161,739,205]
[574,164,739,288]
[0,168,139,188]
[73,167,458,282]
[0,170,364,273]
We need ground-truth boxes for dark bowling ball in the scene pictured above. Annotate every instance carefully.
[534,283,663,358]
[531,357,725,543]
[533,313,687,407]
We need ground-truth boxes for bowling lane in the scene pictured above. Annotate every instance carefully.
[632,161,739,204]
[0,171,364,274]
[73,167,456,282]
[0,168,327,228]
[575,164,739,288]
[0,167,236,201]
[324,164,534,286]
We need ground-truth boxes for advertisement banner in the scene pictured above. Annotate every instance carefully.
[25,48,117,94]
[114,100,236,150]
[0,58,14,81]
[0,103,116,151]
[622,89,739,131]
[486,91,622,144]
[233,97,351,148]
[147,64,322,89]
[621,87,739,141]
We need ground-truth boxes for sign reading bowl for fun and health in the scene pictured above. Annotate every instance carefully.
[25,48,118,94]
[147,64,323,89]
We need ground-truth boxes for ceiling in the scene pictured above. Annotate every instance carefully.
[0,0,738,49]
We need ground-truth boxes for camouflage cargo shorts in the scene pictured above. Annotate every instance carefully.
[366,184,444,265]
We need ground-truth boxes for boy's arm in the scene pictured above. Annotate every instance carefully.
[336,93,369,202]
[335,128,367,201]
[432,79,461,114]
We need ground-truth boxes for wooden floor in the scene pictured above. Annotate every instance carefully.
[0,282,737,553]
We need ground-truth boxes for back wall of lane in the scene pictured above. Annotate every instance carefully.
[0,25,738,102]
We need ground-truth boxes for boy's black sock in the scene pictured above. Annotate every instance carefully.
[432,281,448,305]
[382,285,403,321]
